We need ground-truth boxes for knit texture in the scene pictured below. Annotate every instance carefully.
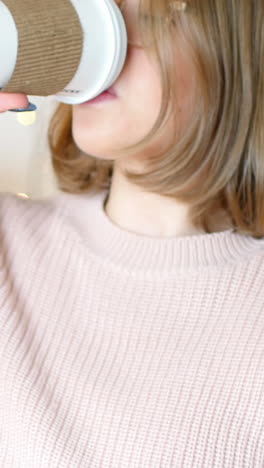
[0,189,264,467]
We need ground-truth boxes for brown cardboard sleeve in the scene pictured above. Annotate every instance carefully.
[2,0,83,97]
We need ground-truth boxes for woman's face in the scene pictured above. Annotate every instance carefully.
[71,0,195,164]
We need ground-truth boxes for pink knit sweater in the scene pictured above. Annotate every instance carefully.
[0,189,264,467]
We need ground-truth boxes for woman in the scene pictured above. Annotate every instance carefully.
[0,0,264,466]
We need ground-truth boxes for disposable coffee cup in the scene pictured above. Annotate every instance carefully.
[0,0,127,104]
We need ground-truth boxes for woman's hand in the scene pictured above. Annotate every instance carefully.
[0,93,29,113]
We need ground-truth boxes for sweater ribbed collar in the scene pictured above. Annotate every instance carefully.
[57,189,264,275]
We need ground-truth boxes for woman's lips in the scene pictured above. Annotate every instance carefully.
[106,86,117,96]
[79,87,118,105]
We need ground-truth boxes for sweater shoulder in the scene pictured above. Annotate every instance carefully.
[0,191,61,230]
[0,191,58,217]
[0,191,68,258]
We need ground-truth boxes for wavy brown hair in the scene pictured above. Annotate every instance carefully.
[48,0,264,238]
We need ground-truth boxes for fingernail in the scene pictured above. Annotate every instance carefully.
[8,102,37,112]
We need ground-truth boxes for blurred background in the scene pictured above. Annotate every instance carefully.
[0,95,61,199]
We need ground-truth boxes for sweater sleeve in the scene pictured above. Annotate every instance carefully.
[0,191,62,259]
[0,192,64,312]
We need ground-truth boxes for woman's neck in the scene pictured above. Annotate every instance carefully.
[104,165,231,238]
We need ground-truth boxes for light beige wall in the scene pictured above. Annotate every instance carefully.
[0,95,61,199]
